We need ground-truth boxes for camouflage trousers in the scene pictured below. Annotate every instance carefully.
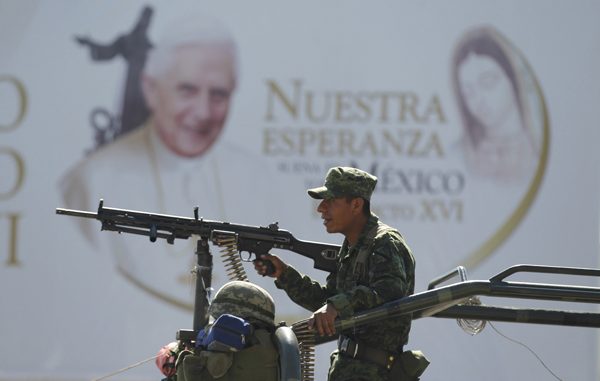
[328,350,390,381]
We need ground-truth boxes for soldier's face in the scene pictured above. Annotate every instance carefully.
[317,197,356,235]
[144,43,236,157]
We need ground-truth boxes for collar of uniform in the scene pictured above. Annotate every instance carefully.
[340,213,379,257]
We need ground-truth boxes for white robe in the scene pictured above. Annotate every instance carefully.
[60,121,284,309]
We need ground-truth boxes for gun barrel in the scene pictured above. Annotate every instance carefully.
[55,208,98,219]
[55,200,338,272]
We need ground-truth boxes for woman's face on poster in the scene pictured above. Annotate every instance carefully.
[458,52,519,137]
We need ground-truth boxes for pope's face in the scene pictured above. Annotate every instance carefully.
[144,43,236,157]
[458,53,518,136]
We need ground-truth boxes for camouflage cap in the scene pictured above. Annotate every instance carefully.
[209,281,275,326]
[307,166,377,201]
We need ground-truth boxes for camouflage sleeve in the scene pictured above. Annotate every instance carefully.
[327,233,412,318]
[275,265,337,312]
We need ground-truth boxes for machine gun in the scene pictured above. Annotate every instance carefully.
[56,199,339,333]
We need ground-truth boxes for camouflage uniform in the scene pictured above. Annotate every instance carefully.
[176,281,279,381]
[276,167,416,381]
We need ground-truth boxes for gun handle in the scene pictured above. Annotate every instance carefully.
[253,256,276,277]
[263,260,276,276]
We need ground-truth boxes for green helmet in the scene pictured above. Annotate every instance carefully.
[209,281,275,326]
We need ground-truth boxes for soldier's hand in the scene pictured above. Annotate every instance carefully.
[253,254,286,279]
[309,303,338,336]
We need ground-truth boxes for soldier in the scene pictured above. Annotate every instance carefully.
[255,166,417,381]
[157,281,279,381]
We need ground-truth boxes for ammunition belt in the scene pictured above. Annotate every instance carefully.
[338,335,401,371]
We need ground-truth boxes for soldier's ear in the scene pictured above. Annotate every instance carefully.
[351,197,364,215]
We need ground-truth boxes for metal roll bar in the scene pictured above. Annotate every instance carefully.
[333,264,600,333]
